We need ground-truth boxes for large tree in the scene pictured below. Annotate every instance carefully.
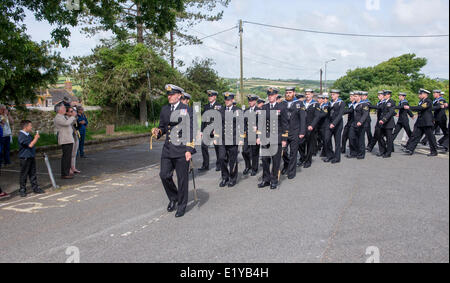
[332,54,428,101]
[74,42,201,121]
[1,0,184,120]
[185,58,228,105]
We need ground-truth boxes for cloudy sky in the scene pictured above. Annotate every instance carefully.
[24,0,449,80]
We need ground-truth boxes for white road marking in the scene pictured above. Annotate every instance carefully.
[39,192,63,200]
[57,194,79,202]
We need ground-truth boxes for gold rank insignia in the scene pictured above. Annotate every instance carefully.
[440,101,444,104]
[324,109,328,113]
[187,142,195,148]
[166,85,172,91]
[422,103,428,108]
[364,106,369,111]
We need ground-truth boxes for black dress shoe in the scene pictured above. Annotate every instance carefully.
[376,152,385,157]
[175,210,185,218]
[366,147,372,152]
[228,181,236,187]
[19,191,27,198]
[297,161,304,167]
[428,152,438,157]
[346,155,355,159]
[303,162,311,169]
[281,168,288,175]
[167,201,177,212]
[198,166,209,172]
[258,181,270,188]
[219,179,229,187]
[357,156,365,160]
[243,168,251,176]
[382,154,391,158]
[215,167,221,172]
[250,170,258,177]
[402,148,413,155]
[323,158,332,163]
[270,183,278,190]
[331,159,340,164]
[288,175,295,180]
[33,189,45,194]
[401,144,407,148]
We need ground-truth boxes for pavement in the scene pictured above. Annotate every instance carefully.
[0,117,448,263]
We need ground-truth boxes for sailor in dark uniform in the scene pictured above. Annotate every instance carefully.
[181,92,191,106]
[403,89,438,156]
[317,93,331,160]
[342,92,356,154]
[257,98,265,109]
[218,92,240,187]
[392,92,414,141]
[367,91,386,152]
[377,90,396,158]
[295,92,306,166]
[348,92,370,159]
[327,90,346,163]
[432,90,448,147]
[361,91,373,147]
[299,89,321,168]
[152,84,195,218]
[242,94,260,176]
[199,90,222,172]
[281,87,306,179]
[257,87,288,190]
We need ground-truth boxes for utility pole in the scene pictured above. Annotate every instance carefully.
[170,30,175,68]
[239,19,244,104]
[320,69,323,94]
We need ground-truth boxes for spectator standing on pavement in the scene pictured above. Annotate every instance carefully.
[0,105,13,166]
[54,103,76,179]
[18,120,45,197]
[69,106,81,175]
[77,106,88,158]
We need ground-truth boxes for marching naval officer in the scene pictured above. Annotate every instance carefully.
[199,90,222,172]
[242,94,261,176]
[152,84,195,218]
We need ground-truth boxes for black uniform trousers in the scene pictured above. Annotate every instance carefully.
[327,123,343,162]
[201,142,220,170]
[392,121,412,141]
[61,143,73,177]
[349,126,365,158]
[299,130,316,165]
[282,137,301,179]
[218,145,238,183]
[320,127,332,158]
[261,144,282,184]
[364,123,373,147]
[160,157,189,212]
[19,158,39,193]
[407,126,438,154]
[243,141,259,172]
[379,127,394,155]
[436,119,449,145]
[341,124,351,153]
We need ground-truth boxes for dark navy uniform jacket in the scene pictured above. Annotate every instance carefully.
[379,98,396,129]
[201,102,223,137]
[395,100,414,125]
[352,102,370,128]
[409,98,434,128]
[257,102,289,144]
[433,97,448,123]
[281,100,306,139]
[157,103,195,159]
[317,102,331,129]
[219,105,240,146]
[329,99,346,127]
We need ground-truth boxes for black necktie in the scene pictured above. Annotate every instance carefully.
[171,105,175,112]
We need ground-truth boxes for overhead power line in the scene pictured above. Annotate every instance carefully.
[243,21,450,38]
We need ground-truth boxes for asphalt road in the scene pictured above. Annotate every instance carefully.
[0,135,448,263]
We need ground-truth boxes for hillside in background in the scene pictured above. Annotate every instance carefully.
[224,78,332,98]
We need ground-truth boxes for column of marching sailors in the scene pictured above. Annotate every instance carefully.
[152,85,449,218]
